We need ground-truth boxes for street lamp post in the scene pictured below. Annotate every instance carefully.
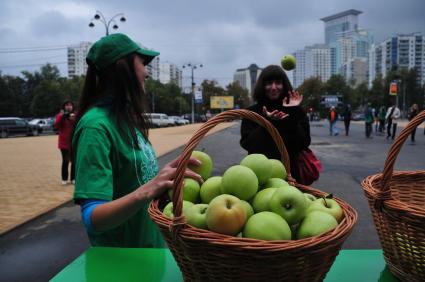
[89,11,126,36]
[182,63,203,123]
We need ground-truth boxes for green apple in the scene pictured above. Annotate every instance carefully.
[269,159,287,179]
[188,150,213,180]
[162,200,194,218]
[269,185,307,225]
[304,193,317,207]
[200,176,222,204]
[261,178,289,190]
[296,211,338,239]
[206,194,247,236]
[243,211,291,241]
[240,200,254,219]
[307,197,344,222]
[168,178,200,203]
[240,154,272,185]
[251,188,277,213]
[221,165,258,201]
[281,54,296,71]
[185,204,209,230]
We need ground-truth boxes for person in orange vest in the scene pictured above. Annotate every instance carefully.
[328,106,339,136]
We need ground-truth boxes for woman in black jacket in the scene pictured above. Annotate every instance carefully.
[240,65,311,183]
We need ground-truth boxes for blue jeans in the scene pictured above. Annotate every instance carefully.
[330,121,339,136]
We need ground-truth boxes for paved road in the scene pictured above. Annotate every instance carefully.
[1,120,424,282]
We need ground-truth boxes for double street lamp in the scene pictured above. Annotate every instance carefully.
[182,63,203,123]
[89,11,126,36]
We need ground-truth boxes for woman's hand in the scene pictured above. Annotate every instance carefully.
[282,90,303,107]
[139,156,203,200]
[262,106,289,121]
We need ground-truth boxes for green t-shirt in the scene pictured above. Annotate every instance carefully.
[73,107,165,248]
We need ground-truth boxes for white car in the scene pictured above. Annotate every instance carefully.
[169,116,189,125]
[28,118,54,133]
[145,113,172,128]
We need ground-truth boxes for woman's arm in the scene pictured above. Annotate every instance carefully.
[90,157,202,232]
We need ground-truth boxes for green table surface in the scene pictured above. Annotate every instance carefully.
[51,248,399,282]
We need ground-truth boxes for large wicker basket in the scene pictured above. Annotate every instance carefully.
[149,109,357,282]
[361,110,425,282]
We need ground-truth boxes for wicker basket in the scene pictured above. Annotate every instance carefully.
[361,110,425,282]
[149,109,357,282]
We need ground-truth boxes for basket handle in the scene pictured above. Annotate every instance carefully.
[170,109,292,233]
[378,110,425,202]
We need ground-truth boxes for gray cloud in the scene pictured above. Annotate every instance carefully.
[0,0,424,86]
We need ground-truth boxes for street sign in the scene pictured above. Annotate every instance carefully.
[210,96,234,109]
[320,95,342,108]
[195,90,203,104]
[183,87,191,95]
[389,82,397,96]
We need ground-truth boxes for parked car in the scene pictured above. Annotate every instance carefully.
[28,118,54,133]
[0,117,40,138]
[145,113,172,128]
[182,113,207,123]
[352,112,365,121]
[168,116,189,125]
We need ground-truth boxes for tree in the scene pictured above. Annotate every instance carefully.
[226,81,250,109]
[30,80,64,117]
[369,74,386,108]
[325,74,352,105]
[297,77,324,113]
[200,80,225,113]
[0,73,25,117]
[352,82,369,109]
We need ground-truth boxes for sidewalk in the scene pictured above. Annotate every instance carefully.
[0,122,236,235]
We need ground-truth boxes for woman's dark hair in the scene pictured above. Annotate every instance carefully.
[253,65,293,104]
[72,53,151,148]
[62,100,75,111]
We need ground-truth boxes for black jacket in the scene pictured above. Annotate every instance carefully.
[240,103,311,182]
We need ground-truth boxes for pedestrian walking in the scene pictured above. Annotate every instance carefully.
[364,103,374,138]
[408,104,419,143]
[386,103,401,140]
[378,106,386,133]
[328,106,339,136]
[343,104,352,136]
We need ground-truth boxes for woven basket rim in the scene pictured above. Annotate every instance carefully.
[362,171,425,217]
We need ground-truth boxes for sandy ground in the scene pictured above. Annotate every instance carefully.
[0,122,236,235]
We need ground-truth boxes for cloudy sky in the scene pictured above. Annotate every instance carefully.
[0,0,424,87]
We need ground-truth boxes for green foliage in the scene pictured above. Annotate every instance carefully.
[30,80,64,117]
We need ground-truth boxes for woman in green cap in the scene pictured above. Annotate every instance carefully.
[72,33,202,247]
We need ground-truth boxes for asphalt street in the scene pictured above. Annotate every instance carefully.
[1,120,424,282]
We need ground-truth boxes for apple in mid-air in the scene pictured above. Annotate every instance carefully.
[281,54,296,71]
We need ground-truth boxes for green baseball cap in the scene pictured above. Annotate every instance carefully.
[86,33,160,73]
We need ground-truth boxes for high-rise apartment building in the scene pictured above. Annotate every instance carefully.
[67,42,92,77]
[159,62,182,87]
[369,33,425,86]
[233,64,262,95]
[292,44,331,88]
[320,10,372,77]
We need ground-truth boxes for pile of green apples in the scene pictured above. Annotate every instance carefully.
[162,151,343,241]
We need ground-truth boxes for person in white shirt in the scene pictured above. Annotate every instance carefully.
[385,103,401,140]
